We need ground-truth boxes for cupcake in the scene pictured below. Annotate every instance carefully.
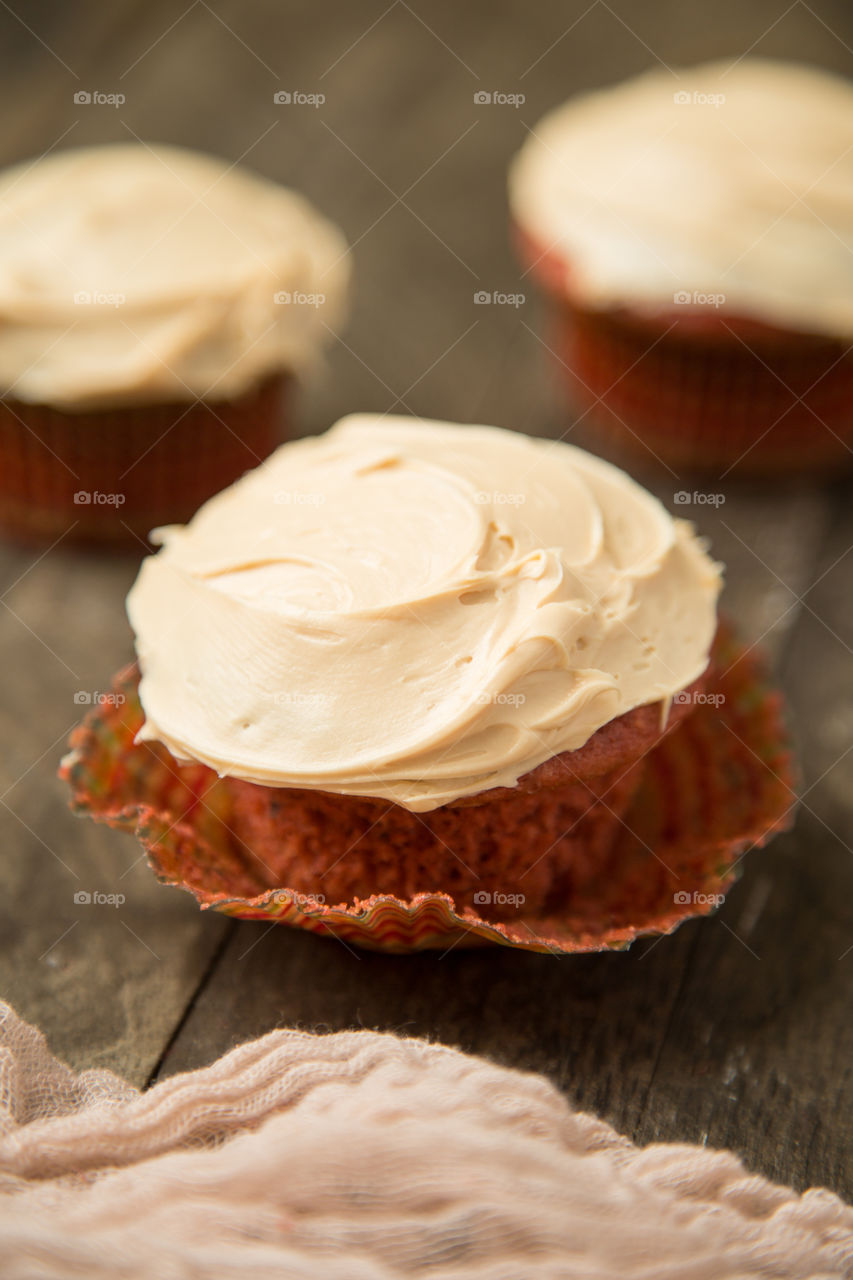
[62,416,794,953]
[509,60,853,476]
[0,144,349,545]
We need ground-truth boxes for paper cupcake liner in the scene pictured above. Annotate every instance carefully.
[188,755,647,923]
[557,305,853,475]
[0,374,290,548]
[516,228,853,476]
[60,627,794,954]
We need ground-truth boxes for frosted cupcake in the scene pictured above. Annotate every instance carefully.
[510,60,853,475]
[63,417,794,952]
[0,144,349,544]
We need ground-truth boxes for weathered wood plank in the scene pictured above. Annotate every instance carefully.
[634,494,853,1197]
[0,544,231,1084]
[149,0,853,1201]
[156,482,841,1189]
[1,0,852,1197]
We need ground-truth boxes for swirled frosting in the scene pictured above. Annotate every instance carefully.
[0,144,349,408]
[509,59,853,337]
[127,415,721,811]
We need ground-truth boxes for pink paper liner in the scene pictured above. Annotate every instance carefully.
[60,627,795,954]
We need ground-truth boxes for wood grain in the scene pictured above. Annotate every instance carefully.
[0,0,850,1196]
[0,542,230,1082]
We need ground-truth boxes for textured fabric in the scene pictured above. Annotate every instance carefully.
[0,1001,851,1278]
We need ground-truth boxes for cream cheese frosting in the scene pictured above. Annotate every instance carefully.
[509,59,853,338]
[127,415,721,812]
[0,144,349,408]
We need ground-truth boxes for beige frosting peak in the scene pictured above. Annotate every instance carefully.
[0,144,350,408]
[509,59,853,337]
[127,416,721,811]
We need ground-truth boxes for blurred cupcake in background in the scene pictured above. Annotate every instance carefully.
[0,144,350,546]
[509,60,853,476]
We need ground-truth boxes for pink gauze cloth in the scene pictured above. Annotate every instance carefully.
[0,1000,851,1278]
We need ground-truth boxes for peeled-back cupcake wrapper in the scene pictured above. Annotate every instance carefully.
[515,228,853,474]
[61,627,794,954]
[0,374,288,546]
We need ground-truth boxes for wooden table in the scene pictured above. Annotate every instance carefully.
[1,0,852,1201]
